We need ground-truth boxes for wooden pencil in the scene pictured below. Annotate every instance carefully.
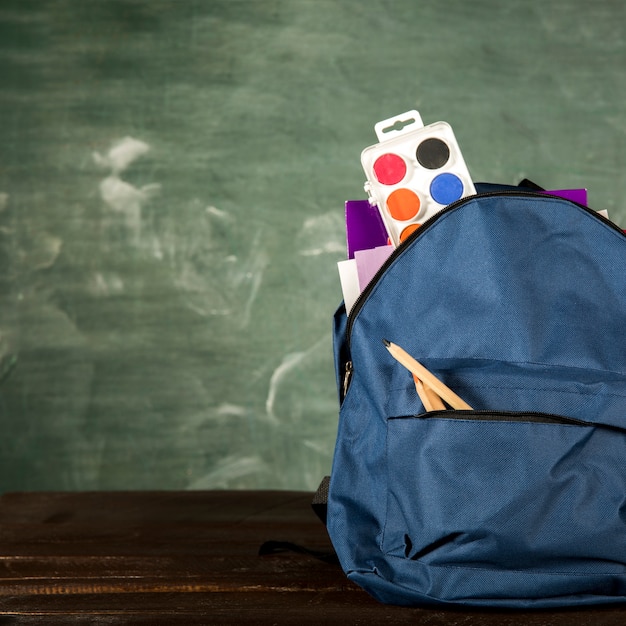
[383,339,473,411]
[413,374,446,411]
[413,375,434,411]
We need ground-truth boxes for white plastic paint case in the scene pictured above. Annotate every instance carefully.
[361,110,476,247]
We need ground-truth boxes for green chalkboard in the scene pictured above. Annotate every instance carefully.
[1,0,625,491]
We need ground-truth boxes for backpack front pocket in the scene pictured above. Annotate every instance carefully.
[382,412,626,575]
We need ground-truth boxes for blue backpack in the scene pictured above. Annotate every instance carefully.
[327,184,626,608]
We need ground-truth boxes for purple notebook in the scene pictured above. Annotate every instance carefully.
[345,199,389,259]
[543,189,587,205]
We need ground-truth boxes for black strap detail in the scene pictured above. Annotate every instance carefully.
[257,477,338,566]
[311,475,330,525]
[517,178,545,191]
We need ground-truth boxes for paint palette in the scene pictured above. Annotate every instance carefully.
[361,110,476,247]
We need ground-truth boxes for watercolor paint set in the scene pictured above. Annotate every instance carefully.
[360,110,476,247]
[338,109,478,311]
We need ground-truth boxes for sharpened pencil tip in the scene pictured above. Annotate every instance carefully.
[382,338,391,347]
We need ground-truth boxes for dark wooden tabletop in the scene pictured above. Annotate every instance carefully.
[0,490,624,624]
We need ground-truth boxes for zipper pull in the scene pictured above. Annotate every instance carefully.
[342,361,353,399]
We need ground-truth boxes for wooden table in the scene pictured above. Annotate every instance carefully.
[0,490,624,624]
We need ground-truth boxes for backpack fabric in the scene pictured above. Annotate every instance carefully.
[327,188,626,608]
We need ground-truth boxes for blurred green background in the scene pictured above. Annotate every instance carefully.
[1,0,625,491]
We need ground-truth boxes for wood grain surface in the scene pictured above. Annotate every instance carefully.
[0,490,624,624]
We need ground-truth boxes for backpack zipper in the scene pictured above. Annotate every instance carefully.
[397,410,626,434]
[411,410,589,426]
[342,360,353,400]
[344,189,625,349]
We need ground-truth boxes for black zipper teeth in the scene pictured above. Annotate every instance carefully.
[413,410,590,426]
[345,190,625,349]
[405,409,626,434]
